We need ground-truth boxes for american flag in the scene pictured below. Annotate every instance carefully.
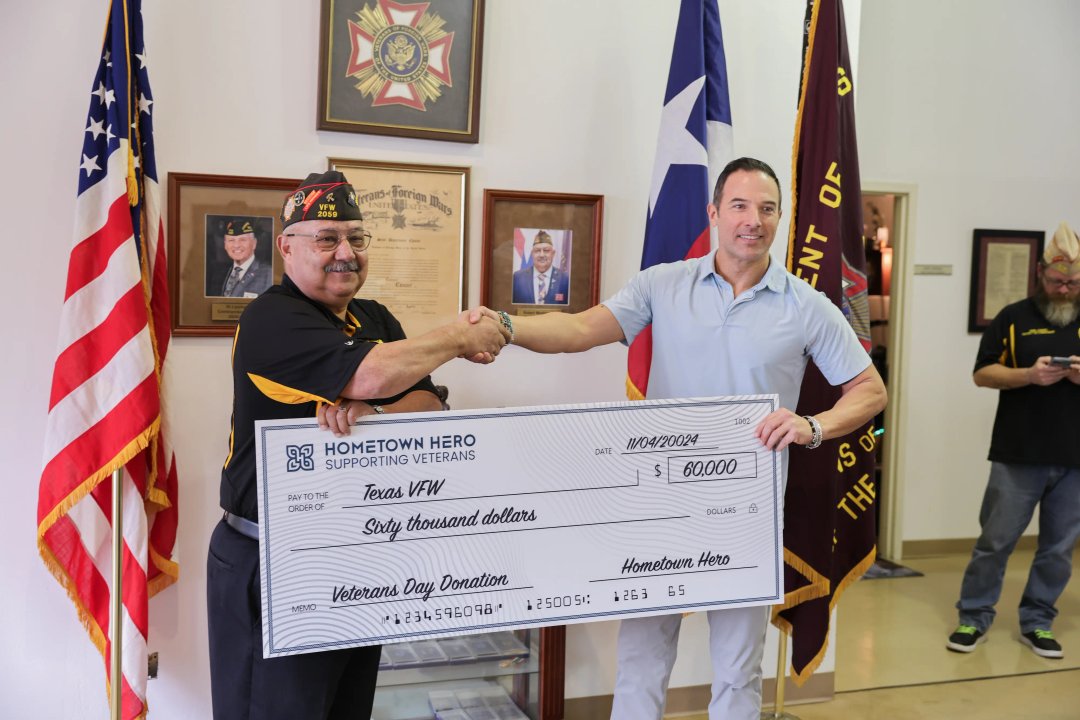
[626,0,732,400]
[36,1,179,718]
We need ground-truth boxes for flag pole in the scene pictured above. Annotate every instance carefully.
[110,467,123,720]
[761,630,800,720]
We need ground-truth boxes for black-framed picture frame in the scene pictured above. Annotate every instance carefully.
[318,0,485,143]
[167,172,299,336]
[481,190,604,316]
[968,228,1045,333]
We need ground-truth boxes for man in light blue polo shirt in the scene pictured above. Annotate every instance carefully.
[476,157,886,720]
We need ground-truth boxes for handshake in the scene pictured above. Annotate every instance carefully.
[455,306,514,364]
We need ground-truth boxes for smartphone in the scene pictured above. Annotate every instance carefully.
[1049,356,1074,367]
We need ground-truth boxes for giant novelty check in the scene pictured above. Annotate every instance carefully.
[255,396,782,657]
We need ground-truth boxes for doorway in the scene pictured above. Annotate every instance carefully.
[860,184,915,562]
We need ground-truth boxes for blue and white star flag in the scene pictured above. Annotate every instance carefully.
[627,0,732,399]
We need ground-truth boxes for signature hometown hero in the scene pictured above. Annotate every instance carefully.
[206,170,508,720]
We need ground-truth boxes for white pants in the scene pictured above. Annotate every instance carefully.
[610,605,769,720]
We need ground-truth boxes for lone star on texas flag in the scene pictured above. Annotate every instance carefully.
[648,75,708,216]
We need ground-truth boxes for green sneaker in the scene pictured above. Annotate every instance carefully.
[1020,629,1063,658]
[946,624,986,653]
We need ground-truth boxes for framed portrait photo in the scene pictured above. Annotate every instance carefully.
[167,173,300,336]
[968,228,1045,333]
[318,0,485,143]
[481,190,604,316]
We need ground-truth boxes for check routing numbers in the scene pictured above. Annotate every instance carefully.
[255,396,782,656]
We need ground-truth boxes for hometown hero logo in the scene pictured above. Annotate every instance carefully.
[285,444,315,473]
[345,0,455,111]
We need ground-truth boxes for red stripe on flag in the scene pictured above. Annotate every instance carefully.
[42,515,113,641]
[626,228,710,399]
[103,639,146,720]
[38,377,159,518]
[147,452,179,592]
[122,678,143,720]
[48,286,150,409]
[90,474,113,520]
[65,475,152,638]
[626,328,653,400]
[149,218,172,355]
[513,228,526,269]
[122,540,149,637]
[64,194,135,300]
[124,449,149,498]
[685,227,710,260]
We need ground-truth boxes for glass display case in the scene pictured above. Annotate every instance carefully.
[372,626,564,720]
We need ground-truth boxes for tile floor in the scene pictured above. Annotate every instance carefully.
[670,549,1080,719]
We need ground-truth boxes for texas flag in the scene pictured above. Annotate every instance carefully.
[627,0,732,399]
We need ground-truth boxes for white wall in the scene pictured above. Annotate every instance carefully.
[1,1,842,717]
[857,0,1080,542]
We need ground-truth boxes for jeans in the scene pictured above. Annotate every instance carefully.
[956,462,1080,633]
[610,605,769,720]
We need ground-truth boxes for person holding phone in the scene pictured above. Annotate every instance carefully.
[947,221,1080,659]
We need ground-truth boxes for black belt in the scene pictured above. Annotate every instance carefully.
[223,511,259,540]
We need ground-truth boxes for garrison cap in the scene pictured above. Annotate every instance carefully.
[1044,222,1080,275]
[281,170,362,229]
[225,219,255,236]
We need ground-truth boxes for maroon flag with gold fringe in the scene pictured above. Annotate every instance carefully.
[774,0,878,683]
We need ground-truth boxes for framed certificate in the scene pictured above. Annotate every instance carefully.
[968,229,1045,332]
[329,158,469,337]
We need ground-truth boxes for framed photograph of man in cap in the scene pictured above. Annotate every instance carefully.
[168,173,300,336]
[205,215,275,299]
[968,228,1045,333]
[481,190,603,316]
[510,229,573,306]
[318,0,485,143]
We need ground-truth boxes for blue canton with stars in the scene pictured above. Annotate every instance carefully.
[78,0,158,256]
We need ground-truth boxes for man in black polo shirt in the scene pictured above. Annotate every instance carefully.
[947,222,1080,659]
[206,170,509,719]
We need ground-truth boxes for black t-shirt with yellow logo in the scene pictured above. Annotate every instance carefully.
[220,274,438,521]
[974,297,1080,467]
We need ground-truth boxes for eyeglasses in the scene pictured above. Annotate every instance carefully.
[284,230,372,252]
[1042,276,1080,290]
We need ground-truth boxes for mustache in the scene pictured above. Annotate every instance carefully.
[323,260,360,273]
